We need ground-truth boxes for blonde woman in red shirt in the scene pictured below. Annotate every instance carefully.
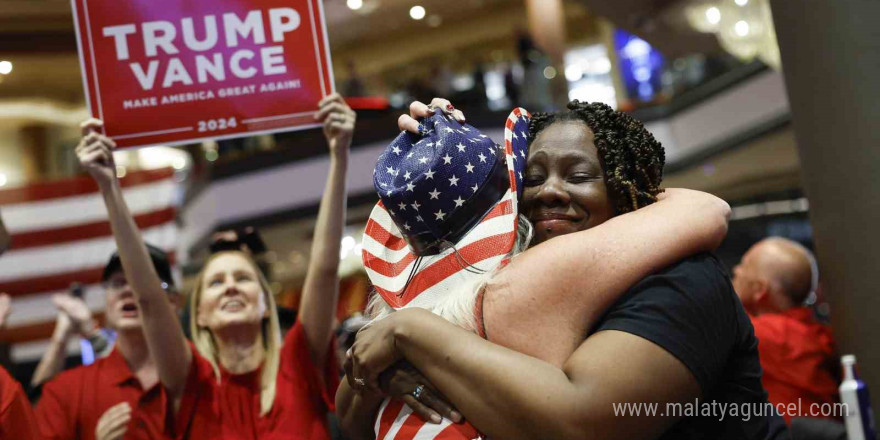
[74,93,355,439]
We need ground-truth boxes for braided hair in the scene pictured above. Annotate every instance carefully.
[527,100,665,214]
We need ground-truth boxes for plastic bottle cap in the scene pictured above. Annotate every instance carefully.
[841,354,857,365]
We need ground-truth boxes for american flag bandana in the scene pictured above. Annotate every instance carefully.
[362,108,531,310]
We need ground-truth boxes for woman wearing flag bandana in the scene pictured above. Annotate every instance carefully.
[339,99,786,440]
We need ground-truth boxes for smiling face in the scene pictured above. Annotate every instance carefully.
[196,252,267,332]
[522,120,615,245]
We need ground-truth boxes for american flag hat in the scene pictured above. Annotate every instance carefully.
[363,108,531,309]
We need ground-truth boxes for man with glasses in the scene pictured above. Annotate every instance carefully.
[36,244,182,440]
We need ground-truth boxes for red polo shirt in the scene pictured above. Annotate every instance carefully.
[751,307,839,423]
[1,366,38,440]
[36,347,173,440]
[175,320,339,440]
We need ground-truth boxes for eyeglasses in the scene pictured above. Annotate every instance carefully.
[105,278,172,293]
[105,278,129,290]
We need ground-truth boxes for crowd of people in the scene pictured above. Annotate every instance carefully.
[0,89,846,440]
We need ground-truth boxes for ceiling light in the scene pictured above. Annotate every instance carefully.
[735,0,749,5]
[340,235,356,259]
[590,58,612,74]
[543,66,557,80]
[346,0,363,10]
[565,65,583,82]
[734,20,750,36]
[0,61,12,75]
[172,156,187,170]
[410,6,426,20]
[706,7,721,24]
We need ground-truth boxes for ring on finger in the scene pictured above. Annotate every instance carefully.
[412,384,425,400]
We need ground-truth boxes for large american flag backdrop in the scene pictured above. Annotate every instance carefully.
[0,168,179,362]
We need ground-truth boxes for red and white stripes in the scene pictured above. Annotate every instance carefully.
[374,399,481,440]
[0,168,179,361]
[362,193,517,311]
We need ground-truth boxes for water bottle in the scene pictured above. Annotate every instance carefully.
[840,355,877,440]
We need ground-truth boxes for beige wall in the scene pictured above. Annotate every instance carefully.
[0,128,25,186]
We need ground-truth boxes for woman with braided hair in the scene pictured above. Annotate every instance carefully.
[529,100,664,213]
[339,98,786,440]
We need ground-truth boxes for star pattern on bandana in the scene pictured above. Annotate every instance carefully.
[373,111,529,240]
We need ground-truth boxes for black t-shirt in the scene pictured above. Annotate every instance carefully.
[593,253,790,440]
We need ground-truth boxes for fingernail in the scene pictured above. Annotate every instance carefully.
[451,411,462,423]
[431,414,442,424]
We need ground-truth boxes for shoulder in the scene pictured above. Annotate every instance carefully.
[750,312,794,334]
[0,366,17,391]
[279,320,311,374]
[752,309,836,352]
[35,362,99,420]
[43,360,98,393]
[611,253,735,314]
[639,252,730,289]
[595,253,745,394]
[0,367,38,439]
[0,367,23,406]
[185,341,219,383]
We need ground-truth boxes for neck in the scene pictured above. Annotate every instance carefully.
[213,323,265,374]
[751,302,791,316]
[115,329,153,371]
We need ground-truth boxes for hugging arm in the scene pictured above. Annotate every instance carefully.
[341,191,727,438]
[336,380,384,440]
[349,251,739,439]
[485,187,729,366]
[338,98,730,438]
[353,308,700,440]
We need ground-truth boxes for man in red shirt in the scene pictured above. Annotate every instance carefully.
[732,237,839,423]
[36,246,182,440]
[1,293,39,440]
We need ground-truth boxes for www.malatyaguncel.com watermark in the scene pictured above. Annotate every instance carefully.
[612,399,848,421]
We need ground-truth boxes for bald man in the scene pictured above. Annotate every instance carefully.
[732,237,839,423]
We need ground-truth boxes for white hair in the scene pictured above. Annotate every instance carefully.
[366,215,533,330]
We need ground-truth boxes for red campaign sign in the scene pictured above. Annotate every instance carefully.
[71,0,335,149]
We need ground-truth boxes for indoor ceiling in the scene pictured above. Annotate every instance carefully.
[0,0,538,104]
[0,0,717,105]
[572,0,723,57]
[0,0,801,204]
